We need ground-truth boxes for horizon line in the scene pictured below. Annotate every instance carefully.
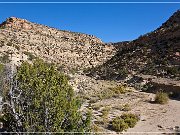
[0,1,180,4]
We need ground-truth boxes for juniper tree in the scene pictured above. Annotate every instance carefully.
[1,59,91,133]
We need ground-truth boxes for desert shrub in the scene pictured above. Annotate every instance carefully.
[110,85,127,94]
[92,104,101,110]
[121,104,131,111]
[1,59,91,132]
[89,97,99,103]
[120,113,139,121]
[155,91,169,104]
[98,85,127,100]
[0,54,10,63]
[111,113,139,132]
[117,68,129,77]
[23,51,36,60]
[70,67,78,75]
[101,106,110,117]
[0,63,4,73]
[98,89,114,100]
[101,106,110,126]
[91,124,102,132]
[112,117,129,132]
[121,113,139,128]
[166,66,180,77]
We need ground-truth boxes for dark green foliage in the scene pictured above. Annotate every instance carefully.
[2,59,91,132]
[0,113,16,131]
[111,113,139,132]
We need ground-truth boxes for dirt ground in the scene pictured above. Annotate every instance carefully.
[76,76,180,135]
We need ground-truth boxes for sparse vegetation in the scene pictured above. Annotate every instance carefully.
[89,97,99,103]
[112,117,129,132]
[101,106,110,127]
[155,91,169,104]
[13,44,20,51]
[111,113,139,132]
[0,63,4,73]
[121,104,131,111]
[110,85,127,94]
[91,123,102,132]
[113,104,131,111]
[117,68,129,77]
[70,67,79,75]
[23,51,36,60]
[98,85,128,100]
[0,54,10,63]
[92,104,101,110]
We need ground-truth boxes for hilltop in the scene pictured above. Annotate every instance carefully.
[87,10,180,80]
[0,17,117,71]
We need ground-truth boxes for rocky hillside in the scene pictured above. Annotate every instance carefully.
[0,17,117,71]
[87,10,180,80]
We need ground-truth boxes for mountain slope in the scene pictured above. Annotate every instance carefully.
[87,10,180,80]
[0,17,117,71]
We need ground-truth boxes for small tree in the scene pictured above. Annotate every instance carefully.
[1,59,91,133]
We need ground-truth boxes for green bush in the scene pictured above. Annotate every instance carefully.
[1,59,91,132]
[111,113,139,132]
[112,117,129,132]
[120,113,139,121]
[155,91,169,104]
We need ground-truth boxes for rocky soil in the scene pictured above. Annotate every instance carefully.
[66,72,180,134]
[0,17,117,70]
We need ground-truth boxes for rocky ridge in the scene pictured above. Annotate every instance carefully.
[0,17,117,70]
[88,10,180,80]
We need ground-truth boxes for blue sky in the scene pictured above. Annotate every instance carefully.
[0,2,179,42]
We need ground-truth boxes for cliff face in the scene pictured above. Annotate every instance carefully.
[0,17,117,70]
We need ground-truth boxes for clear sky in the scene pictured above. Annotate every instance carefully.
[0,1,179,42]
